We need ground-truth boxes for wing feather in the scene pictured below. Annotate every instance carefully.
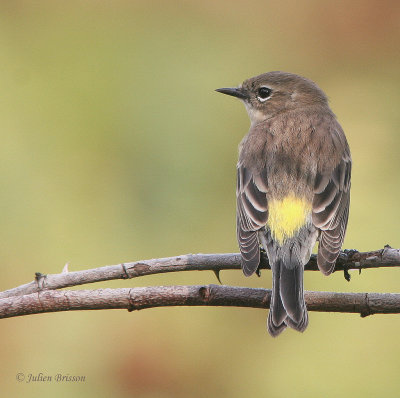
[237,163,269,276]
[313,150,351,275]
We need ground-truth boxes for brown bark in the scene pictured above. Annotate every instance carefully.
[0,246,399,320]
[1,285,399,320]
[0,246,398,300]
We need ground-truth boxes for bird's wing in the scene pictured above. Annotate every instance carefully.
[236,163,269,276]
[312,134,351,275]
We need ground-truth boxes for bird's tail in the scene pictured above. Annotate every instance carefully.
[267,258,308,337]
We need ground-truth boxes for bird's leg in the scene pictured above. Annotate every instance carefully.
[256,247,270,277]
[341,249,359,281]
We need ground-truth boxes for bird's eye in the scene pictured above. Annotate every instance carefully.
[257,86,272,102]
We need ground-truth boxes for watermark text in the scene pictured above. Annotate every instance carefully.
[16,372,86,383]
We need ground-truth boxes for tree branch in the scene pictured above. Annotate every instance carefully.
[1,246,399,300]
[1,285,400,320]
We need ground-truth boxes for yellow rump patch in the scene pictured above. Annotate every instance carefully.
[267,195,312,244]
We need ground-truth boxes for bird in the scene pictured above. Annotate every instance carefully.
[216,71,351,336]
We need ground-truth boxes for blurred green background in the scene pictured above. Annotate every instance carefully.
[1,1,400,397]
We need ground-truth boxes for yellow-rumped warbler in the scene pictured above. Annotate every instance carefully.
[216,72,351,336]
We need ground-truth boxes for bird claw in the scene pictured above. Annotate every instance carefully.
[343,267,351,282]
[343,248,358,258]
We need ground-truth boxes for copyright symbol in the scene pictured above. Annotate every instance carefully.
[16,373,25,382]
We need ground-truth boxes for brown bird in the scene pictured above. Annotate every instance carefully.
[216,72,351,336]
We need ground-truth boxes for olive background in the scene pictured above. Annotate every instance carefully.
[1,1,400,397]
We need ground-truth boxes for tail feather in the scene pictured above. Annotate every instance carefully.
[286,309,308,332]
[267,314,287,337]
[279,265,306,324]
[267,260,287,337]
[267,258,308,336]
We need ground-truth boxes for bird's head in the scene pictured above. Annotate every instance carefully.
[216,71,328,124]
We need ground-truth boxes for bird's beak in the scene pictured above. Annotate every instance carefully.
[215,87,249,100]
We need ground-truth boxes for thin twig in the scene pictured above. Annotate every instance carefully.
[0,246,399,300]
[1,285,400,320]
